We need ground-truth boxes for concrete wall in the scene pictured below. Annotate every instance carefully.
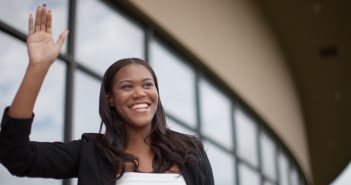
[130,0,312,182]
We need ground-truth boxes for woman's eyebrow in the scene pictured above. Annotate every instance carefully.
[143,78,153,82]
[117,78,153,85]
[117,80,132,85]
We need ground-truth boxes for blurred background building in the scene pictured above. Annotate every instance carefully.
[0,0,350,185]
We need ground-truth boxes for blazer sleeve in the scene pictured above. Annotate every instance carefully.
[0,107,83,179]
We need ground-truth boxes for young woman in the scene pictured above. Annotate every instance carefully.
[0,5,214,185]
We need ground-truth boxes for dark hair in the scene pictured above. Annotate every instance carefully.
[96,58,203,179]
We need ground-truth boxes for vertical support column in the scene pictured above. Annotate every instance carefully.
[232,104,240,185]
[144,26,152,63]
[257,125,264,185]
[195,70,202,138]
[63,0,76,185]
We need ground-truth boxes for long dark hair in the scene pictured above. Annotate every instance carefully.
[96,58,203,179]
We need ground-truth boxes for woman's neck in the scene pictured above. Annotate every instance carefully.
[124,125,155,172]
[124,124,152,154]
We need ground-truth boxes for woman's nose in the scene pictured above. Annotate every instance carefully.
[132,87,146,98]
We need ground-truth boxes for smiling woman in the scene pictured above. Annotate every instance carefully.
[0,6,214,185]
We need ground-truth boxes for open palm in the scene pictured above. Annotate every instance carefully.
[27,6,68,67]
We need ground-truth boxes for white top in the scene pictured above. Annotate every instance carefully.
[116,172,186,185]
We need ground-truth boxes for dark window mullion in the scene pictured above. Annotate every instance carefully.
[257,125,263,185]
[144,26,152,63]
[276,146,282,185]
[63,0,77,185]
[232,103,240,185]
[195,70,201,137]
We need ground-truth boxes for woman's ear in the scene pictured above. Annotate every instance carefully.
[106,94,115,107]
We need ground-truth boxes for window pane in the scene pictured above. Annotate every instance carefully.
[260,130,277,180]
[235,107,258,166]
[204,141,235,185]
[264,180,276,185]
[150,39,196,127]
[76,0,144,75]
[0,33,65,142]
[290,167,299,185]
[239,163,260,185]
[73,71,101,139]
[0,32,63,185]
[0,0,68,53]
[278,152,290,185]
[200,78,232,149]
[167,117,197,136]
[31,60,65,141]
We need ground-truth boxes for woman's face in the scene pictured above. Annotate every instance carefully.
[109,64,159,129]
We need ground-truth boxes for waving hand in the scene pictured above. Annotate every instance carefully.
[27,5,68,67]
[8,5,68,118]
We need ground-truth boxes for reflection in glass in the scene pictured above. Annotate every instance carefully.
[278,152,290,185]
[200,78,232,149]
[290,167,299,185]
[204,141,235,185]
[73,70,101,140]
[238,163,260,185]
[263,180,275,185]
[235,107,258,167]
[31,60,65,141]
[0,33,65,142]
[150,40,196,127]
[0,0,68,53]
[0,32,63,185]
[77,0,144,75]
[166,117,197,136]
[260,130,277,180]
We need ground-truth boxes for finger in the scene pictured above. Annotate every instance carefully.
[55,30,69,48]
[34,6,42,32]
[46,10,52,34]
[40,6,47,31]
[28,13,34,35]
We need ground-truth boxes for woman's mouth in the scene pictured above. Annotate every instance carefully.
[130,103,150,112]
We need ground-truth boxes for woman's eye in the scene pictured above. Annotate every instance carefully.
[121,85,133,90]
[144,82,154,88]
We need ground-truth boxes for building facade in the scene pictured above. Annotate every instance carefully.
[0,1,310,185]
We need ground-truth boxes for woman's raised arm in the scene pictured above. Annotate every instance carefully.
[8,5,68,118]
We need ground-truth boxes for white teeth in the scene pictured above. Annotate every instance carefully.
[131,103,149,111]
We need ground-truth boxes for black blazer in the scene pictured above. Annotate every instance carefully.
[0,108,214,185]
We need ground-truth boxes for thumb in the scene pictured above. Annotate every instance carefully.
[55,30,69,48]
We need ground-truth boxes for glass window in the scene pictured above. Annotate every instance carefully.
[278,151,290,185]
[0,32,63,185]
[290,166,299,185]
[263,180,276,185]
[76,0,144,75]
[0,0,68,53]
[31,60,65,141]
[73,70,101,139]
[0,33,65,142]
[238,163,261,185]
[204,141,235,185]
[0,33,28,120]
[166,117,197,136]
[150,39,196,128]
[260,130,277,180]
[200,78,232,149]
[235,107,258,167]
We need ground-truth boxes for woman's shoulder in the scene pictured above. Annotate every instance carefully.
[167,130,202,144]
[80,133,103,142]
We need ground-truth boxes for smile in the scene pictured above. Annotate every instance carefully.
[130,103,150,112]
